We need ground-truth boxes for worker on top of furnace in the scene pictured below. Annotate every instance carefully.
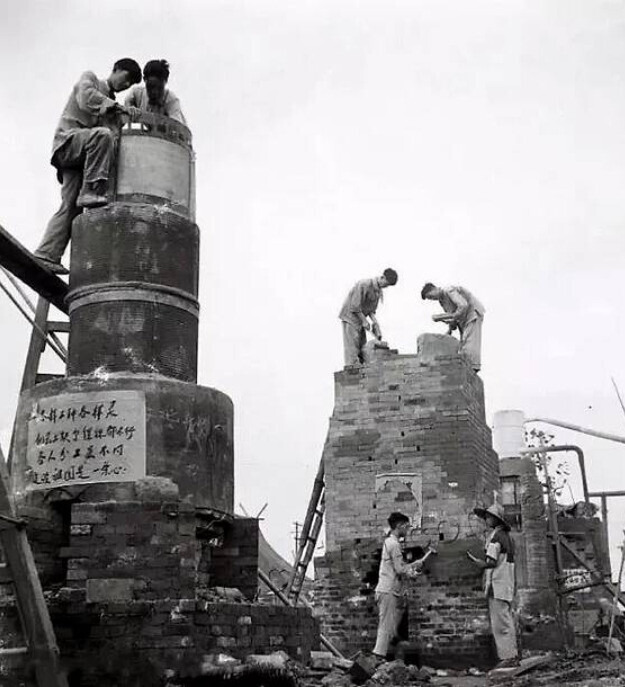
[33,59,143,275]
[339,268,398,368]
[124,59,186,125]
[467,503,519,669]
[420,282,485,372]
[372,511,425,661]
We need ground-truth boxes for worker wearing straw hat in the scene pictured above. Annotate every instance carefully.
[467,503,519,668]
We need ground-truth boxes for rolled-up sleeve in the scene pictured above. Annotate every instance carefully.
[389,539,412,576]
[486,540,501,561]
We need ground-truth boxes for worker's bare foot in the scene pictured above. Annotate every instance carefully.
[77,192,109,208]
[34,256,69,275]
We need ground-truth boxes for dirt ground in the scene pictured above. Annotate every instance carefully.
[429,652,624,687]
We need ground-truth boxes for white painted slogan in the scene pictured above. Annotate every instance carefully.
[26,390,146,490]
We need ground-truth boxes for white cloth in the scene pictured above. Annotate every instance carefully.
[484,526,515,602]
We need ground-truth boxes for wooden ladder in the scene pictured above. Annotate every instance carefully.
[0,447,68,687]
[286,457,325,604]
[1,275,69,472]
[19,296,68,390]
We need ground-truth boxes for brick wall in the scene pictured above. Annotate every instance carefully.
[0,595,319,687]
[0,493,319,685]
[211,518,260,601]
[315,334,500,668]
[324,336,498,551]
[500,457,556,616]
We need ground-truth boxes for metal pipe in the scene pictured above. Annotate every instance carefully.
[520,444,589,504]
[525,417,625,445]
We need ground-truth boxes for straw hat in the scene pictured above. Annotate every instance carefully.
[473,503,511,531]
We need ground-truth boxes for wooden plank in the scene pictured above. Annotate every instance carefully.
[0,225,68,314]
[47,321,70,333]
[0,447,69,687]
[20,298,51,392]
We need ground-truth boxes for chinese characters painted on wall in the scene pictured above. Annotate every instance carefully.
[26,390,146,490]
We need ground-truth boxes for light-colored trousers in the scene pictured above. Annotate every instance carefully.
[35,127,114,263]
[488,596,518,661]
[459,315,483,372]
[373,592,406,657]
[342,322,366,366]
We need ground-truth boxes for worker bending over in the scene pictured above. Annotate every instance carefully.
[421,283,485,372]
[125,59,186,125]
[34,59,142,274]
[339,268,398,368]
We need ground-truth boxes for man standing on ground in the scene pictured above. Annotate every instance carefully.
[34,58,142,274]
[373,511,424,661]
[125,59,186,125]
[339,268,398,368]
[467,503,519,669]
[420,283,485,372]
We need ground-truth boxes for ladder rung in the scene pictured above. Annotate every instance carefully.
[47,321,69,333]
[0,563,12,584]
[0,647,28,657]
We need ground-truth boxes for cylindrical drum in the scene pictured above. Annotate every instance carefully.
[67,204,199,382]
[114,114,195,220]
[492,409,526,458]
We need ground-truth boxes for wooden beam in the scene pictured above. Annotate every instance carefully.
[0,225,68,314]
[0,448,69,687]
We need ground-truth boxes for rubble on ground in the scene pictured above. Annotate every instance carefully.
[162,648,625,687]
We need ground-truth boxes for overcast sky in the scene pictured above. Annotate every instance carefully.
[1,0,625,570]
